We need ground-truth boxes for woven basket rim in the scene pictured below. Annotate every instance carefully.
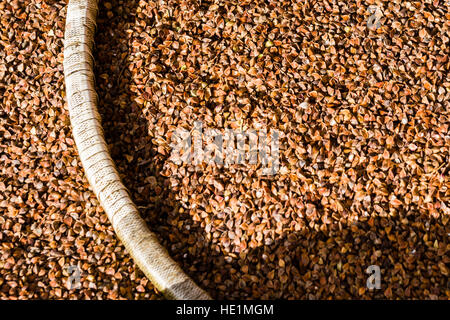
[63,0,210,300]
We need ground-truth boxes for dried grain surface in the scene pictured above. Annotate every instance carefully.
[95,0,449,299]
[0,0,162,299]
[0,0,449,300]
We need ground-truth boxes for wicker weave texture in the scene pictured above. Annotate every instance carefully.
[63,0,211,300]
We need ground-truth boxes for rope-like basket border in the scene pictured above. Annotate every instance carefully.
[63,0,211,300]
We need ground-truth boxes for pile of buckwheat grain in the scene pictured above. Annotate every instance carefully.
[95,0,449,299]
[0,0,448,300]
